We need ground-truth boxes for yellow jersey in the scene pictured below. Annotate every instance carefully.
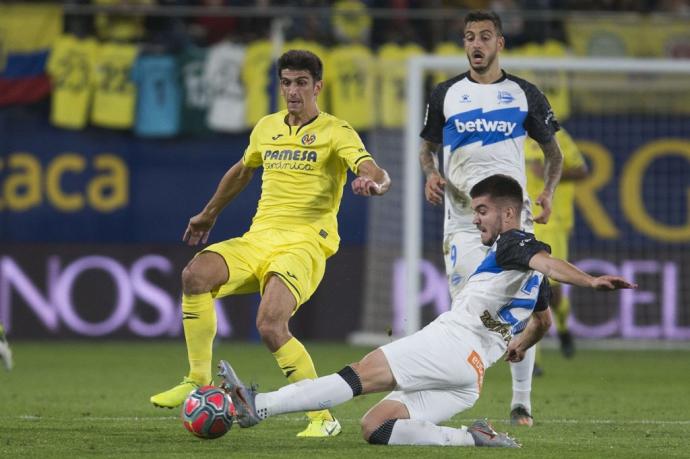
[525,128,585,231]
[47,35,99,129]
[242,110,374,255]
[325,44,376,130]
[242,40,273,126]
[378,42,424,128]
[91,42,138,129]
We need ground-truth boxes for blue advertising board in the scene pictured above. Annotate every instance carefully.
[0,106,368,244]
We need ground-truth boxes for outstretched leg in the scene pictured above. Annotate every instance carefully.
[359,384,514,447]
[219,348,395,427]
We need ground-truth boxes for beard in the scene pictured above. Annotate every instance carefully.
[467,50,497,74]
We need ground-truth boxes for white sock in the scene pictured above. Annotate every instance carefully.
[510,345,535,412]
[388,420,475,446]
[254,373,354,419]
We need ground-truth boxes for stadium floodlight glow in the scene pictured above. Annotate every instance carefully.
[404,56,690,337]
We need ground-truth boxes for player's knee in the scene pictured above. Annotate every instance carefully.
[362,419,397,444]
[360,415,382,442]
[255,317,287,345]
[181,265,212,295]
[360,418,376,442]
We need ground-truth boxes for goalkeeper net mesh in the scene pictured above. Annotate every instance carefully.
[353,56,690,345]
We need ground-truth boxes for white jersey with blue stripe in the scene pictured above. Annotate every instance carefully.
[433,229,551,364]
[421,71,559,235]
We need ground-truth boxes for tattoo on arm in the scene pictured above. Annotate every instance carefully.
[419,140,441,178]
[540,137,563,194]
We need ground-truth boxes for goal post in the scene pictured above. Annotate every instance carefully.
[351,55,690,346]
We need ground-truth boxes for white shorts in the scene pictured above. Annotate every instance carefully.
[380,321,484,423]
[444,203,534,298]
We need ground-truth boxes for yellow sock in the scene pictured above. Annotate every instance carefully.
[273,337,334,422]
[182,293,216,384]
[555,295,571,333]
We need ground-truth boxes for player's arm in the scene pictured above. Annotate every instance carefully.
[183,159,257,246]
[528,251,637,290]
[352,159,390,196]
[534,137,563,224]
[419,139,446,206]
[505,308,552,363]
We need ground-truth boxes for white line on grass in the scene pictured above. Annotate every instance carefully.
[17,415,690,425]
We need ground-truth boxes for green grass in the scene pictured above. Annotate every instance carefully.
[0,342,688,458]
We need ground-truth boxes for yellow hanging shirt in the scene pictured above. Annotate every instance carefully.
[91,42,138,129]
[47,35,99,129]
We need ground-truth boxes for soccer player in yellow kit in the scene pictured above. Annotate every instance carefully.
[150,49,391,438]
[525,128,588,364]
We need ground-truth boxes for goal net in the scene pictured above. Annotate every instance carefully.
[352,56,690,345]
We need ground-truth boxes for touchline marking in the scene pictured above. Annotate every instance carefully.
[16,415,690,425]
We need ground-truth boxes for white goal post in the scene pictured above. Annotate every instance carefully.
[402,56,690,337]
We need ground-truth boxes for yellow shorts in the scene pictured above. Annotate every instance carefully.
[202,228,328,309]
[534,225,569,286]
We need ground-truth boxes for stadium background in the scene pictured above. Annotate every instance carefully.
[1,1,689,346]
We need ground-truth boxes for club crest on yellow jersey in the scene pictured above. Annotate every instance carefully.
[301,133,316,145]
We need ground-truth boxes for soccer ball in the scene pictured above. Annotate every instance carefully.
[182,385,235,439]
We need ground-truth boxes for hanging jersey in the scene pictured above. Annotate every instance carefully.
[436,229,551,364]
[525,128,584,231]
[47,35,98,129]
[242,110,374,255]
[91,42,138,129]
[179,46,210,136]
[326,44,375,130]
[132,54,181,137]
[243,40,273,126]
[205,41,246,133]
[420,71,559,235]
[378,42,424,128]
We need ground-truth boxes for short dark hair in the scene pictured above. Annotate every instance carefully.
[463,10,503,36]
[470,174,523,211]
[277,49,323,82]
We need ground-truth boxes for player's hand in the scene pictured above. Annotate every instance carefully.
[534,191,552,224]
[352,177,382,196]
[183,212,217,246]
[504,341,526,363]
[425,172,445,206]
[591,275,638,291]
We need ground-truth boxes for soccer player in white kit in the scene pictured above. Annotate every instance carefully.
[217,175,636,448]
[419,9,564,426]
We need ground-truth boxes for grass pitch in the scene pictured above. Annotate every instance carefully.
[0,341,688,458]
